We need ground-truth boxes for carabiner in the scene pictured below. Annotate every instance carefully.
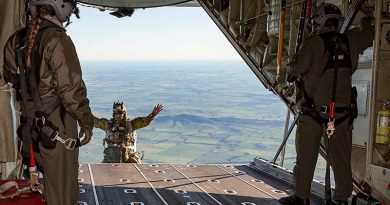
[326,118,335,137]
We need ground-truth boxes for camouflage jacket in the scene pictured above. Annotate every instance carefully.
[94,114,155,132]
[94,114,155,144]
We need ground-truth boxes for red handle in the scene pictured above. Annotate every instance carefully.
[329,101,335,118]
[30,144,36,167]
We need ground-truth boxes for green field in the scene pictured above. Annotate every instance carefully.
[79,60,330,182]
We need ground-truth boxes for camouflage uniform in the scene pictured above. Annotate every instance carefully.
[3,19,93,205]
[288,18,374,201]
[94,113,155,163]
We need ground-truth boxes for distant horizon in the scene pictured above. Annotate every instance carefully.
[81,61,288,165]
[78,61,329,183]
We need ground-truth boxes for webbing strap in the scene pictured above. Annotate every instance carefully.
[29,66,43,111]
[302,108,350,126]
[13,28,29,116]
[16,45,28,116]
[29,26,61,116]
[0,181,30,200]
[329,43,339,119]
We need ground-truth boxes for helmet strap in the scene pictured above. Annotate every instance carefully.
[65,19,72,27]
[64,5,79,27]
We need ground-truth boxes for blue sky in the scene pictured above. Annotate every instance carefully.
[67,5,241,60]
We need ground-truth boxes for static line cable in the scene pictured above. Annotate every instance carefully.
[236,0,306,25]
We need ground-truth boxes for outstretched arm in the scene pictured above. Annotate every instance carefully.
[94,115,109,131]
[131,104,163,130]
[287,36,316,82]
[348,16,375,72]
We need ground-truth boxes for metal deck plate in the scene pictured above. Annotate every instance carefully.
[78,164,323,205]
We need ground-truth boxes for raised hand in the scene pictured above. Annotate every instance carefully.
[152,104,163,117]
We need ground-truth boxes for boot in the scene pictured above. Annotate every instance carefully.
[279,194,310,205]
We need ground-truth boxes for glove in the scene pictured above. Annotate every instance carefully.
[152,104,163,117]
[287,74,298,83]
[360,16,372,30]
[79,128,93,146]
[286,65,297,83]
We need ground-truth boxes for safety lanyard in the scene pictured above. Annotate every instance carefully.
[326,44,339,138]
[325,42,339,205]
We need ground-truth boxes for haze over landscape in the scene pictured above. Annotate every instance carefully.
[79,60,329,182]
[70,5,330,182]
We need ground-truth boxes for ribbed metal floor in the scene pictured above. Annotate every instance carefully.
[77,163,323,205]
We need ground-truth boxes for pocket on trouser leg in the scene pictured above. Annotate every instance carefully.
[39,122,59,150]
[103,147,122,163]
[40,134,57,149]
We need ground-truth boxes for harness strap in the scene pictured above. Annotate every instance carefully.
[17,24,69,152]
[29,26,61,116]
[16,47,28,115]
[26,115,80,150]
[318,105,351,114]
[28,65,43,111]
[302,105,351,125]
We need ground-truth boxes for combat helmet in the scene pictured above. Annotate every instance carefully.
[113,102,127,121]
[28,0,78,22]
[311,3,342,33]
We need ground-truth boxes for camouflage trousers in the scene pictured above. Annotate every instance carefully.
[102,144,140,163]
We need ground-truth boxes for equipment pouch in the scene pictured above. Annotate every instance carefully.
[103,147,123,163]
[351,86,358,119]
[32,111,57,149]
[39,123,58,150]
[40,134,57,150]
